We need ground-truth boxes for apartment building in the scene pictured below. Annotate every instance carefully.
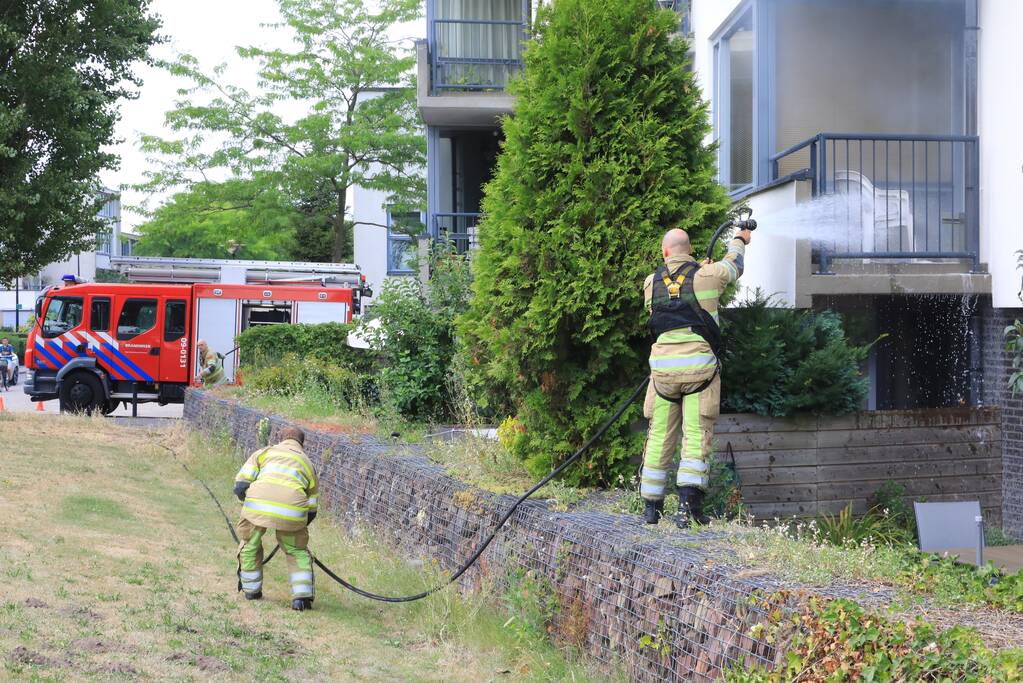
[692,0,1021,537]
[354,1,536,295]
[354,0,1022,535]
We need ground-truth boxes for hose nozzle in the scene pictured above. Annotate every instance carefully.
[732,207,757,231]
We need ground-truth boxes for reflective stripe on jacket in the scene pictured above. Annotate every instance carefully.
[235,439,318,531]
[642,239,745,384]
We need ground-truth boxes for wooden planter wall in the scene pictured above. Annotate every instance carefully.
[716,408,1003,527]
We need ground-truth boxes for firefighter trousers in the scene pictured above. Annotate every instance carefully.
[640,374,721,501]
[236,518,314,600]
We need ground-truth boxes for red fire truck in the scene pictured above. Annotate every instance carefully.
[25,268,368,413]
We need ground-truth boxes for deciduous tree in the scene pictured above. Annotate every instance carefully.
[138,0,424,263]
[0,0,159,281]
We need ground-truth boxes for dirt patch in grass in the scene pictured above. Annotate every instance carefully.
[9,646,59,667]
[70,637,118,654]
[94,661,139,676]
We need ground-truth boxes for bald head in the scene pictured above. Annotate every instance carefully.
[661,229,691,258]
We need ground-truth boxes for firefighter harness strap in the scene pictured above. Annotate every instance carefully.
[157,376,649,604]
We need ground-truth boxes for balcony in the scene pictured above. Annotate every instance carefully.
[432,212,480,254]
[417,1,528,128]
[430,18,525,93]
[769,133,980,272]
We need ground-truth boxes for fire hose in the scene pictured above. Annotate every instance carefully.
[158,376,649,604]
[161,211,753,604]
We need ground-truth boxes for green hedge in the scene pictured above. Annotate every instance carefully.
[235,322,374,374]
[720,292,870,417]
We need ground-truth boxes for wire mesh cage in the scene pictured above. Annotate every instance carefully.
[186,390,812,681]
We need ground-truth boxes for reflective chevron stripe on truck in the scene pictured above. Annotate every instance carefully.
[34,331,154,383]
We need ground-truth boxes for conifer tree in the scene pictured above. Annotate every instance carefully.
[459,0,730,484]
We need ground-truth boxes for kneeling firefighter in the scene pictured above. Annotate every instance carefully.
[233,427,319,610]
[640,225,751,528]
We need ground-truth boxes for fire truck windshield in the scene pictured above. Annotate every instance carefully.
[41,297,83,338]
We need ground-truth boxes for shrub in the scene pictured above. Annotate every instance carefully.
[244,354,369,410]
[729,597,1023,682]
[364,247,472,422]
[720,291,870,416]
[459,0,730,486]
[236,322,375,374]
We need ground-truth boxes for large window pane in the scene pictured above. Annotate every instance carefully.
[42,297,83,338]
[727,15,754,189]
[716,7,754,191]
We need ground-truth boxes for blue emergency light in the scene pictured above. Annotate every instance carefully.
[62,274,79,284]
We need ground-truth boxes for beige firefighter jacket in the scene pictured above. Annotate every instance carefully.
[235,439,319,532]
[642,238,746,387]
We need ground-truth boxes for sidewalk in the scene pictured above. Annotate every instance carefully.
[0,368,182,419]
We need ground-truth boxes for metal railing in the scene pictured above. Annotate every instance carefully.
[430,18,526,92]
[656,0,691,35]
[433,212,481,254]
[769,133,980,272]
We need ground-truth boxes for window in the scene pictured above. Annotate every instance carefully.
[387,211,425,274]
[116,298,158,340]
[96,230,112,256]
[714,4,755,192]
[164,300,187,342]
[42,297,84,338]
[90,298,111,332]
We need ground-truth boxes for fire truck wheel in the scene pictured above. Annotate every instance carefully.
[59,372,104,415]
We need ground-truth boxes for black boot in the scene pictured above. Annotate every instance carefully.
[244,590,262,601]
[643,499,664,525]
[291,598,313,611]
[675,487,711,529]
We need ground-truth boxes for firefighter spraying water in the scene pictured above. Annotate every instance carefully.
[640,209,756,528]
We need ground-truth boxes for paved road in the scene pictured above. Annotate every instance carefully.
[0,368,183,419]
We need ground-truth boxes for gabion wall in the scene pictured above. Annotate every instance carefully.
[184,390,799,681]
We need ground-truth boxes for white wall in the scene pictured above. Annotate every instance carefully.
[351,89,423,304]
[352,182,394,304]
[738,180,813,308]
[979,0,1023,308]
[691,0,744,146]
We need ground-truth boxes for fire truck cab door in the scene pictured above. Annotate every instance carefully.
[111,296,162,385]
[160,298,190,383]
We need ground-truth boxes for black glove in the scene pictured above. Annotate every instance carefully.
[234,481,250,502]
[306,510,317,525]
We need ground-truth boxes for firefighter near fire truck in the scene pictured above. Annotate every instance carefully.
[196,339,225,387]
[640,213,754,529]
[233,427,318,611]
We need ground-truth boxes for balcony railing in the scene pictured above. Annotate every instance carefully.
[769,133,980,272]
[433,212,481,254]
[430,18,526,92]
[656,0,691,35]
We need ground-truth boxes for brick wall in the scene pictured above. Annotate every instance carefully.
[980,302,1023,539]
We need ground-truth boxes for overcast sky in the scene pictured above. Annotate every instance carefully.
[101,0,423,232]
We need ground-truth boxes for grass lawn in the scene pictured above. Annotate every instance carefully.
[0,413,615,682]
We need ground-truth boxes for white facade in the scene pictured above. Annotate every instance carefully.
[978,0,1023,308]
[353,180,397,304]
[352,90,425,303]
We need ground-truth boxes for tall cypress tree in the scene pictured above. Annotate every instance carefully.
[459,0,730,485]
